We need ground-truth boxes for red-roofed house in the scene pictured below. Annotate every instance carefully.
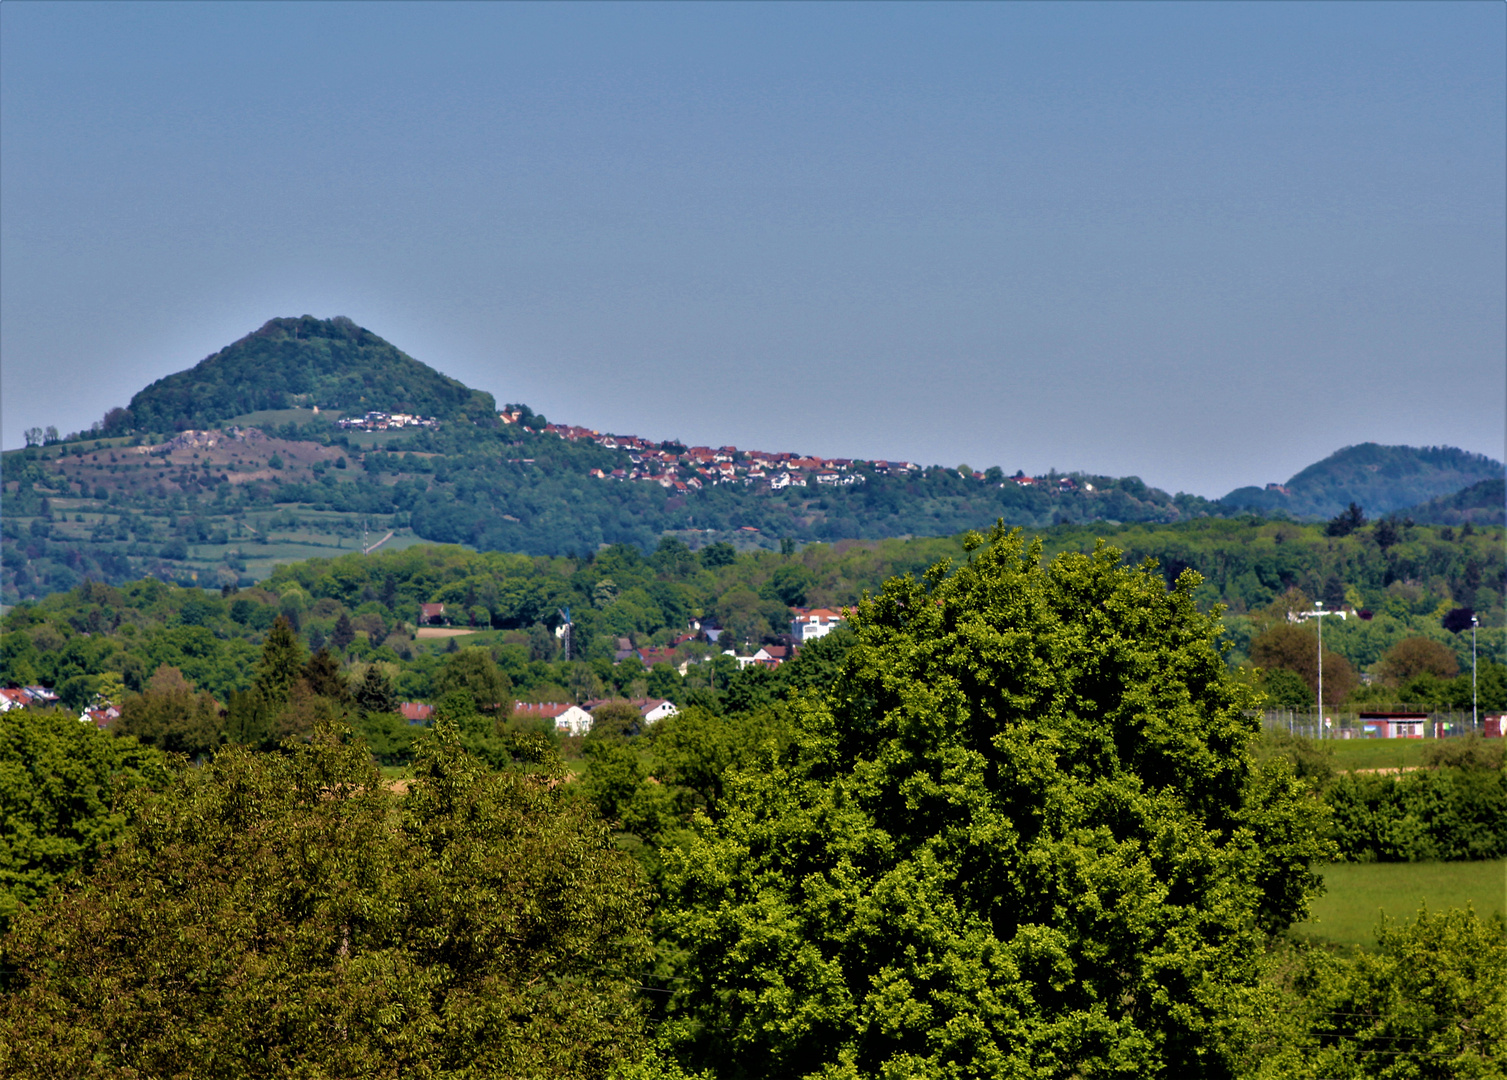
[791,607,847,642]
[735,645,790,669]
[400,702,434,723]
[583,698,680,726]
[513,701,595,736]
[419,603,447,626]
[79,705,120,728]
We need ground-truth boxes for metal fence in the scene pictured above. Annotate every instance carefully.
[1260,709,1492,739]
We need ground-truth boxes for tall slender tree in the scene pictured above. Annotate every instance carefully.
[251,615,305,706]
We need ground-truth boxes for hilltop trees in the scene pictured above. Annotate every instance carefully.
[123,315,498,432]
[663,525,1330,1078]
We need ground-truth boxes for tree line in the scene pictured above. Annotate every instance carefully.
[3,526,1503,1077]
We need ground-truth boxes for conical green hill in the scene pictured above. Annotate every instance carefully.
[125,315,496,432]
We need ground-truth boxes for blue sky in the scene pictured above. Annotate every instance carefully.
[3,1,1503,495]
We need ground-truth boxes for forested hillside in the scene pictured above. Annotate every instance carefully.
[5,517,1502,720]
[119,316,497,433]
[4,317,1501,604]
[1402,476,1505,526]
[1,410,1213,603]
[1221,442,1502,519]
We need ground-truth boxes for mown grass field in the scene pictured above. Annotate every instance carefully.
[1294,860,1507,949]
[1326,738,1435,771]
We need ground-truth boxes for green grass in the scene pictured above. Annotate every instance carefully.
[1327,738,1434,771]
[224,407,343,427]
[1294,860,1507,949]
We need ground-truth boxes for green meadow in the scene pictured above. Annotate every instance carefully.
[1326,737,1435,771]
[1295,859,1507,949]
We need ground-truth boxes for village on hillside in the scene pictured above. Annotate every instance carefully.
[501,409,1082,493]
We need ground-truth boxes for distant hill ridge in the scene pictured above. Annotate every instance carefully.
[124,316,497,433]
[1221,443,1503,520]
[1402,477,1506,527]
[6,316,1506,602]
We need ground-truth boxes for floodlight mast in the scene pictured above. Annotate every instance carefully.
[1306,601,1334,738]
[1472,614,1479,728]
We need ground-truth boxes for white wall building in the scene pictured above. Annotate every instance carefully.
[791,608,846,642]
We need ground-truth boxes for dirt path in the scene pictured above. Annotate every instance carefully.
[415,626,476,639]
[363,530,395,554]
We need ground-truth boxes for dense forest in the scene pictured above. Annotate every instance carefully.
[4,517,1503,742]
[4,526,1503,1078]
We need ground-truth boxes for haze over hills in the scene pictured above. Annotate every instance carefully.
[3,316,1502,602]
[1221,443,1504,521]
[1400,478,1506,527]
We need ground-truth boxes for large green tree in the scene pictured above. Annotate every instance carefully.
[0,708,166,933]
[0,720,652,1078]
[662,525,1330,1079]
[435,646,513,715]
[116,664,224,758]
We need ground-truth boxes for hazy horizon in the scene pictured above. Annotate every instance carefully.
[3,2,1503,498]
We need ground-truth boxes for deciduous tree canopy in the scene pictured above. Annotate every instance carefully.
[662,525,1330,1078]
[0,720,652,1079]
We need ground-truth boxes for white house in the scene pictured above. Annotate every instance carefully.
[512,701,596,737]
[552,705,595,736]
[791,607,846,642]
[640,699,678,725]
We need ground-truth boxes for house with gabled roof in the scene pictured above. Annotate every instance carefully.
[512,701,595,736]
[791,607,847,641]
[399,702,434,723]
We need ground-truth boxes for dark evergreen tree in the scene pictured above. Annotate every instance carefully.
[354,664,396,716]
[1325,501,1367,537]
[250,616,305,707]
[330,611,356,652]
[302,647,349,702]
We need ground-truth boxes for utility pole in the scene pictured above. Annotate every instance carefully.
[1472,614,1479,729]
[1306,601,1334,738]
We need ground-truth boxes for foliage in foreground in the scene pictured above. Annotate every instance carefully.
[1251,906,1507,1080]
[0,720,652,1080]
[660,525,1333,1078]
[0,708,167,934]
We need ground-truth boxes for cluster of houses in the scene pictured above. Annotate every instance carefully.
[583,444,896,492]
[0,685,59,712]
[0,685,120,728]
[337,411,440,432]
[611,607,848,673]
[511,417,919,491]
[497,412,1112,496]
[1011,473,1093,491]
[397,697,679,738]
